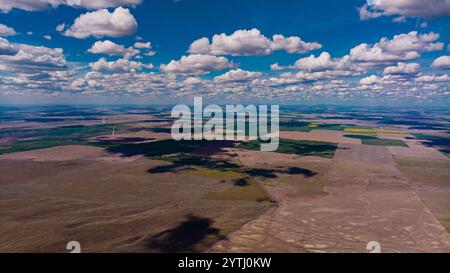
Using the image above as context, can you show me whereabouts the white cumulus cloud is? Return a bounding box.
[0,23,16,36]
[134,42,151,49]
[214,69,262,83]
[56,23,66,32]
[188,28,321,56]
[359,75,380,85]
[133,41,155,56]
[0,40,67,81]
[0,37,17,55]
[87,40,139,58]
[383,62,420,75]
[359,0,450,21]
[350,31,443,64]
[161,54,233,75]
[89,57,152,73]
[64,7,138,39]
[270,34,322,54]
[293,52,353,71]
[415,74,450,82]
[431,55,450,69]
[0,0,142,13]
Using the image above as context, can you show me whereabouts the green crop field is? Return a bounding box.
[237,138,337,158]
[362,138,408,147]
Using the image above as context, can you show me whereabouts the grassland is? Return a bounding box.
[205,179,271,202]
[0,138,89,155]
[0,153,271,252]
[395,156,450,232]
[0,124,123,139]
[279,121,313,132]
[361,138,408,147]
[342,133,408,147]
[237,138,337,158]
[0,124,129,155]
[191,168,245,179]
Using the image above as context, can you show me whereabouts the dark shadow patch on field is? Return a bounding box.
[233,178,250,186]
[148,155,241,174]
[128,127,173,133]
[412,133,450,155]
[147,153,319,182]
[146,128,172,133]
[285,167,318,177]
[145,214,224,252]
[244,168,278,179]
[192,141,237,156]
[105,139,209,157]
[105,139,236,158]
[242,166,317,180]
[110,139,321,184]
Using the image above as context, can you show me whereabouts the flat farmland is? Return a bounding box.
[0,145,271,252]
[211,140,450,252]
[1,105,450,253]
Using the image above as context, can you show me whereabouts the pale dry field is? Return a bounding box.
[334,143,395,164]
[388,146,448,160]
[211,143,450,253]
[227,148,303,166]
[0,145,137,162]
[394,156,450,232]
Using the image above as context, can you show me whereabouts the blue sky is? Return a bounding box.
[0,0,449,104]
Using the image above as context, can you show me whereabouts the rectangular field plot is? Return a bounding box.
[237,139,337,158]
[362,138,408,147]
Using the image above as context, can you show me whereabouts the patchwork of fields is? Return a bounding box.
[0,105,449,252]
